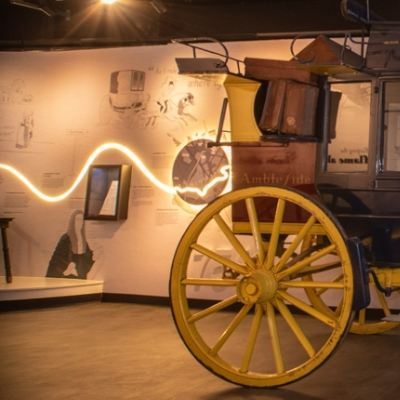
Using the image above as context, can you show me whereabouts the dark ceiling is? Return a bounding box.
[1,0,400,51]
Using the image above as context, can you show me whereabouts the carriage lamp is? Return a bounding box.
[0,143,230,202]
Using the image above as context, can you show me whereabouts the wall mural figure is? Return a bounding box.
[99,71,197,129]
[46,210,94,280]
[172,138,229,205]
[15,110,34,149]
[157,75,177,113]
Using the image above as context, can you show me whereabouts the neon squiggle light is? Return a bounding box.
[0,142,230,202]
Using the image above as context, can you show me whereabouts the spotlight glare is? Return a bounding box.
[151,0,167,13]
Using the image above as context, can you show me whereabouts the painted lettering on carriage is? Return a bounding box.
[340,147,368,156]
[327,155,368,164]
[240,173,311,185]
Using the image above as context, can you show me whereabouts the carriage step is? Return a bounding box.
[382,314,400,322]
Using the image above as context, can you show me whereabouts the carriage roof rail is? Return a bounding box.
[341,1,400,73]
[291,1,400,75]
[341,0,385,26]
[172,37,244,75]
[290,33,366,75]
[288,1,389,75]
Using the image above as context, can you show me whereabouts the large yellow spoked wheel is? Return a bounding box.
[301,237,400,335]
[170,186,354,388]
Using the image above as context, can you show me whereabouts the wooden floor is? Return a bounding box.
[1,301,400,400]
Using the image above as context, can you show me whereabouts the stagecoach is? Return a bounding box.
[169,0,400,387]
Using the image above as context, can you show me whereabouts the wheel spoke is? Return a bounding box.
[190,243,248,276]
[276,244,336,281]
[263,302,284,374]
[245,197,265,265]
[187,296,239,323]
[274,298,316,357]
[213,214,256,270]
[273,216,316,273]
[375,285,391,316]
[313,274,344,297]
[209,304,253,356]
[264,199,286,270]
[279,281,344,290]
[358,308,366,325]
[182,278,238,286]
[278,290,337,328]
[240,304,263,373]
[293,261,342,278]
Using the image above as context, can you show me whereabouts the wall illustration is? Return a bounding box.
[46,210,94,279]
[98,70,197,131]
[172,138,229,206]
[15,110,34,149]
[99,70,147,128]
[1,79,33,105]
[0,39,318,298]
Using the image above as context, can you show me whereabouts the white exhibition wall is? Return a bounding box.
[0,38,323,298]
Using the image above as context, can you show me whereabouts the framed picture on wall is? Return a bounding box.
[84,164,132,221]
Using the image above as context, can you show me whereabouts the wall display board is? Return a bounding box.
[2,37,392,310]
[84,164,132,221]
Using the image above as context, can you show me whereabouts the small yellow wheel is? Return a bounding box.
[350,284,400,334]
[306,190,400,334]
[301,239,400,335]
[170,186,354,387]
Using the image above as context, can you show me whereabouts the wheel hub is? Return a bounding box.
[237,269,278,304]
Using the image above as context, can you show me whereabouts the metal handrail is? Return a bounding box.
[171,37,245,75]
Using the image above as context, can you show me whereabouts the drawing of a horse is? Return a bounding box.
[136,92,197,128]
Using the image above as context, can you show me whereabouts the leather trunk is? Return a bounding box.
[281,81,319,136]
[244,58,319,86]
[259,79,287,132]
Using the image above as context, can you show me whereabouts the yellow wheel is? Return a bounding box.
[170,186,354,387]
[351,283,400,334]
[301,238,400,335]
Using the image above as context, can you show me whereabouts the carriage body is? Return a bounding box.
[229,69,400,269]
[169,0,400,388]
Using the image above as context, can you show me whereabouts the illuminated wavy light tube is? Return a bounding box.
[0,142,230,202]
